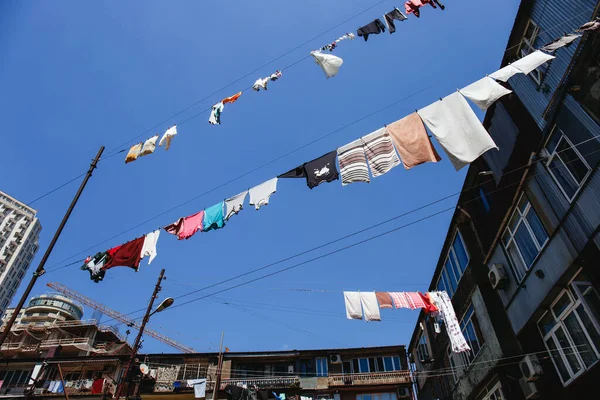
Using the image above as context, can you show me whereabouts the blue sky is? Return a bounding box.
[0,0,520,353]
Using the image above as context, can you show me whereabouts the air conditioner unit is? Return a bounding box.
[519,377,540,399]
[489,264,508,290]
[330,354,342,364]
[397,387,411,398]
[520,354,543,382]
[288,364,294,373]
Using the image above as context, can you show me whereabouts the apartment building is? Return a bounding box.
[0,190,42,317]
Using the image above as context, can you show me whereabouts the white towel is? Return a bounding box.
[541,34,581,52]
[310,51,343,79]
[140,135,159,156]
[159,125,177,151]
[360,292,381,322]
[489,65,522,82]
[459,77,512,111]
[141,229,160,265]
[249,178,278,210]
[225,191,248,220]
[418,92,498,171]
[511,50,555,75]
[188,379,207,398]
[344,291,362,320]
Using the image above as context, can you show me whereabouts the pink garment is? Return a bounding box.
[390,292,427,310]
[389,292,411,309]
[404,0,435,15]
[164,211,205,240]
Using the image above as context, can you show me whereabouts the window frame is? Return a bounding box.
[435,231,470,298]
[479,382,505,400]
[415,332,431,362]
[501,193,549,282]
[543,126,592,202]
[315,357,328,377]
[459,304,485,366]
[537,277,600,386]
[518,19,544,84]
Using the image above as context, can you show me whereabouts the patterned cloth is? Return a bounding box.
[428,291,471,353]
[389,292,426,309]
[361,128,401,177]
[337,139,370,185]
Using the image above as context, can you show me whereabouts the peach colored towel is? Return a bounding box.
[386,113,441,170]
[222,91,242,104]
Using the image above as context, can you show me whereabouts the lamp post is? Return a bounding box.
[114,269,172,399]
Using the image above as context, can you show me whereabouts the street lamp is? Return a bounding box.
[150,297,174,316]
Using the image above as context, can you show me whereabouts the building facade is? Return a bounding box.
[0,190,42,317]
[408,1,600,399]
[1,293,85,328]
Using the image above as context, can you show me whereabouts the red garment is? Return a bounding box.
[91,378,105,395]
[103,237,145,271]
[419,292,439,314]
[404,0,436,16]
[164,210,205,240]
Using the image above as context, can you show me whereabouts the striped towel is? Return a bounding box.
[389,292,426,310]
[389,292,411,309]
[337,139,370,186]
[361,128,401,177]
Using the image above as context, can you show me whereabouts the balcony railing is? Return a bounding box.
[40,337,91,347]
[328,371,411,387]
[207,376,300,391]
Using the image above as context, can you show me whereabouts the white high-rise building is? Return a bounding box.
[0,191,41,316]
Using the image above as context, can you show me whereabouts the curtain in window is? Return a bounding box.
[514,224,538,267]
[452,236,469,271]
[525,210,548,246]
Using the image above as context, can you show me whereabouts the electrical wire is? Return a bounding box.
[26,172,88,206]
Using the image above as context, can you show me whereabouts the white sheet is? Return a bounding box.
[459,76,512,111]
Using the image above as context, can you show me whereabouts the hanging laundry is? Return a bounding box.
[222,91,242,104]
[209,102,224,125]
[270,70,282,81]
[225,385,247,400]
[188,379,207,399]
[376,292,393,309]
[249,178,278,210]
[159,125,178,151]
[418,92,498,171]
[140,135,159,157]
[337,139,370,186]
[141,229,160,264]
[383,8,407,34]
[125,143,142,163]
[540,33,581,52]
[81,252,108,283]
[386,113,441,170]
[576,17,600,32]
[164,210,205,240]
[203,202,225,232]
[224,191,248,220]
[279,151,339,189]
[360,292,381,321]
[357,19,386,41]
[310,51,343,79]
[343,291,362,320]
[91,379,105,395]
[420,292,439,313]
[489,64,522,82]
[510,50,555,75]
[253,77,270,91]
[404,1,421,17]
[319,33,355,52]
[428,291,471,353]
[459,76,513,111]
[389,292,427,309]
[361,128,401,177]
[104,236,145,271]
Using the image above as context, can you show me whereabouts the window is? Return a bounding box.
[446,347,459,383]
[501,194,548,281]
[518,19,547,84]
[415,333,431,362]
[356,393,397,400]
[544,127,591,201]
[350,357,401,373]
[480,188,491,213]
[479,382,505,400]
[538,272,600,386]
[460,304,485,365]
[436,232,469,297]
[316,357,328,377]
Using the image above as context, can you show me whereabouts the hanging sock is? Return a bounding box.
[343,291,363,320]
[337,139,370,186]
[489,64,522,82]
[357,19,386,41]
[278,151,339,189]
[125,143,142,163]
[418,92,498,171]
[81,252,108,283]
[164,211,205,240]
[376,292,393,308]
[386,113,441,170]
[310,51,343,79]
[576,18,600,32]
[249,178,278,210]
[510,50,555,75]
[540,34,581,52]
[222,91,242,104]
[383,8,407,34]
[141,229,160,265]
[224,190,248,220]
[159,125,178,150]
[203,202,225,232]
[361,128,401,177]
[459,76,512,111]
[209,102,224,125]
[428,291,471,353]
[140,135,159,157]
[104,236,146,272]
[360,292,381,321]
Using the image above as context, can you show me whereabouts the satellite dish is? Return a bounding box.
[140,364,149,375]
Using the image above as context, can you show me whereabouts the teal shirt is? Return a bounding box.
[203,202,225,232]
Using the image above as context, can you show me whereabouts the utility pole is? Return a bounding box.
[0,146,104,349]
[57,363,70,400]
[115,268,166,400]
[212,332,224,400]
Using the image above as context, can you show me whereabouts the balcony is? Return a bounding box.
[328,371,412,387]
[40,337,92,347]
[208,376,300,391]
